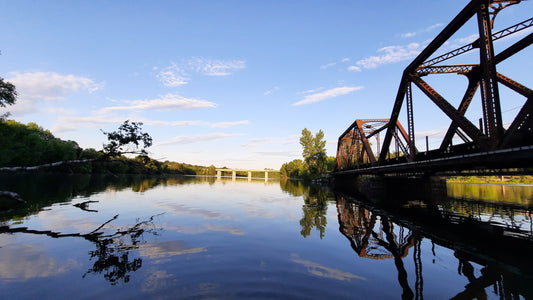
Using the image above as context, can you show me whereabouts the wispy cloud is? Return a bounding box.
[7,71,103,115]
[347,65,361,72]
[400,23,444,39]
[157,63,189,87]
[298,88,324,95]
[264,86,280,95]
[189,57,246,76]
[355,42,424,69]
[320,62,336,70]
[100,93,216,112]
[210,120,250,128]
[455,34,478,44]
[158,132,243,146]
[157,57,246,86]
[293,86,363,106]
[401,32,417,38]
[241,135,298,148]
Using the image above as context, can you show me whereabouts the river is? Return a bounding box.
[0,174,532,299]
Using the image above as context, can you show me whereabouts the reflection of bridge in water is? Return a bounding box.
[335,191,533,299]
[215,169,278,181]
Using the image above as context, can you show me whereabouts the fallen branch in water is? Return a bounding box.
[0,158,98,172]
[0,191,25,203]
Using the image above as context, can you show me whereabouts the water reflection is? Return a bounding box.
[335,178,533,299]
[0,213,161,285]
[279,180,330,239]
[337,197,421,299]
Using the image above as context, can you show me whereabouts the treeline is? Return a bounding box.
[280,128,335,180]
[0,120,215,175]
[280,158,335,180]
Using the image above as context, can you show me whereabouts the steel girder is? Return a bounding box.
[373,0,533,169]
[335,119,412,171]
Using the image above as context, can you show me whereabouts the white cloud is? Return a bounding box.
[401,32,417,38]
[100,93,216,112]
[157,58,246,86]
[189,57,246,76]
[455,34,478,44]
[320,62,336,69]
[355,42,423,69]
[6,71,103,114]
[210,120,249,128]
[293,86,363,106]
[401,23,443,39]
[241,135,298,148]
[426,23,444,32]
[298,87,324,95]
[347,65,361,72]
[264,86,280,95]
[342,58,350,62]
[157,62,189,87]
[158,132,243,146]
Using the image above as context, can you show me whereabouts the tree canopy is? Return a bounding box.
[102,120,153,158]
[0,77,17,108]
[299,128,327,175]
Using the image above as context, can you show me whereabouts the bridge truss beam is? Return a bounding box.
[336,0,533,175]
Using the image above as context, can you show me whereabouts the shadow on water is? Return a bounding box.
[332,176,533,299]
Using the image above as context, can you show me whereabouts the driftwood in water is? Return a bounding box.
[0,191,25,203]
[0,158,97,172]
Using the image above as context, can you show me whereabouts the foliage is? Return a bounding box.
[280,159,307,178]
[299,128,327,176]
[101,120,153,158]
[0,120,218,175]
[0,77,17,108]
[0,120,81,167]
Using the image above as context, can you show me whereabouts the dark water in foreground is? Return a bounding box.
[0,175,532,299]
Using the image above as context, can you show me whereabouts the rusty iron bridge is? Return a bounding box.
[334,0,533,177]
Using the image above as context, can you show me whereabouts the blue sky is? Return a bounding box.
[1,1,531,169]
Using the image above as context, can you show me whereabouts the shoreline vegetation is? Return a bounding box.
[446,176,533,185]
[0,119,280,178]
[2,120,531,185]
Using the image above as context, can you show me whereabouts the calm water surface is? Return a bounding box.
[0,175,532,299]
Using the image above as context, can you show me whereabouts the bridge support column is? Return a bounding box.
[265,171,268,180]
[248,171,252,181]
[216,170,221,180]
[232,170,236,181]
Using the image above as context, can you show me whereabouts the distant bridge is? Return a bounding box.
[216,169,279,180]
[334,0,533,177]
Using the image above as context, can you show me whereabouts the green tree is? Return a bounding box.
[0,77,17,120]
[0,77,17,107]
[299,128,327,175]
[102,120,153,158]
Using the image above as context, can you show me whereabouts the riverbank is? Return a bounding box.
[446,175,533,185]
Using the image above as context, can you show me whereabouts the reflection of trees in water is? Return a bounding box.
[279,179,305,197]
[300,185,329,239]
[336,195,532,299]
[0,210,162,285]
[280,180,332,239]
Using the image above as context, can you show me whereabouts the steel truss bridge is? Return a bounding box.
[335,0,533,177]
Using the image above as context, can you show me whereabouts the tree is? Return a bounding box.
[299,128,327,175]
[0,77,17,107]
[102,120,153,158]
[0,77,17,120]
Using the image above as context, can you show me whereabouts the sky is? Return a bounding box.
[1,0,532,169]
